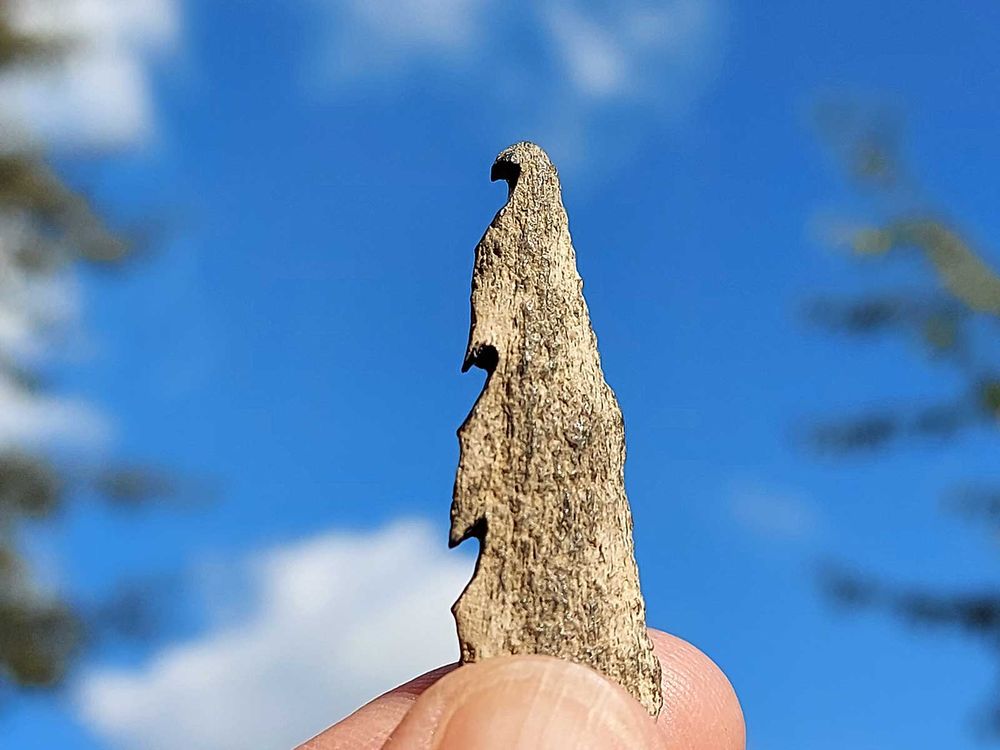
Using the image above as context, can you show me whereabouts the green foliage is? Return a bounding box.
[0,9,61,68]
[0,155,128,264]
[808,100,1000,736]
[981,380,1000,419]
[0,5,169,694]
[0,454,60,519]
[0,600,80,687]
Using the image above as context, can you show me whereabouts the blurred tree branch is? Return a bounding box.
[0,4,186,694]
[807,99,1000,735]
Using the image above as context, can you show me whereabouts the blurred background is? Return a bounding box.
[1,0,999,748]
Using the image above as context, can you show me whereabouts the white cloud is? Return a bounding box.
[543,4,629,100]
[77,520,475,750]
[0,0,180,151]
[0,216,111,450]
[323,0,492,79]
[0,378,110,450]
[0,214,82,358]
[730,484,822,543]
[542,0,719,104]
[312,0,726,161]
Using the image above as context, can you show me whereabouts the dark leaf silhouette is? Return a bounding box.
[807,100,1000,736]
[0,5,188,695]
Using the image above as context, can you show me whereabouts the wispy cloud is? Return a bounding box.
[0,0,180,152]
[730,482,822,543]
[542,0,720,103]
[77,520,474,750]
[311,0,726,165]
[320,0,494,79]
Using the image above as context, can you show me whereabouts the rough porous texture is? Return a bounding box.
[450,142,662,715]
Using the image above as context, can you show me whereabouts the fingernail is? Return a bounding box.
[386,656,661,750]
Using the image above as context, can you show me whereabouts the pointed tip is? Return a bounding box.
[491,142,556,190]
[495,141,550,165]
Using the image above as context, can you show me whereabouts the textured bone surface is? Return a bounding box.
[450,141,662,715]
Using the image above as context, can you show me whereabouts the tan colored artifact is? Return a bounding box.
[450,141,663,715]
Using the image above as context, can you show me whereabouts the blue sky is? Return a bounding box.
[4,0,1000,748]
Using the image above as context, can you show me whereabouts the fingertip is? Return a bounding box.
[300,631,745,750]
[385,656,664,750]
[649,629,745,750]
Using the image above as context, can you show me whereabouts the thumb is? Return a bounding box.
[382,655,665,750]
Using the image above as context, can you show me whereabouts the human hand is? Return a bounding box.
[299,628,744,750]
